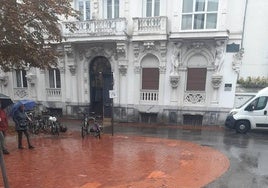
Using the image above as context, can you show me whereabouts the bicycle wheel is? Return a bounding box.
[51,122,59,136]
[81,124,87,138]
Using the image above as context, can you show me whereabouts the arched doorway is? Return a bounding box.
[89,56,113,118]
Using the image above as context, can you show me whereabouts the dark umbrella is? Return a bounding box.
[10,99,36,116]
[0,93,13,109]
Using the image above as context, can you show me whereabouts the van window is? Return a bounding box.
[246,96,268,111]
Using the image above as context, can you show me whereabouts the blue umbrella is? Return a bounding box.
[11,100,36,116]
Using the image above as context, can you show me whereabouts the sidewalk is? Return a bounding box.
[1,118,229,188]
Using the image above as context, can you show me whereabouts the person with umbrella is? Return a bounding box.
[0,94,13,155]
[13,103,34,149]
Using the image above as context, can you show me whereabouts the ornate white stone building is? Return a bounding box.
[0,0,248,125]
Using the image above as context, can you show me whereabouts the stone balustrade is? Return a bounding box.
[140,90,159,103]
[61,18,127,37]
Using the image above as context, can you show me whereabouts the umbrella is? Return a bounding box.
[0,93,13,109]
[11,100,36,116]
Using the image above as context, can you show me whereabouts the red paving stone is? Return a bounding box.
[0,127,229,188]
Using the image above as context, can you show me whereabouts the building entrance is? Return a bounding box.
[90,57,113,118]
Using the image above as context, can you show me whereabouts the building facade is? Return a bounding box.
[0,0,247,125]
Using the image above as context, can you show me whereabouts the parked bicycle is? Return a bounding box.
[28,110,66,136]
[81,112,103,139]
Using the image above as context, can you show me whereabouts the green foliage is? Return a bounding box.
[0,0,79,71]
[237,77,268,88]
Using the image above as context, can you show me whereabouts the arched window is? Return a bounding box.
[186,54,207,91]
[141,54,159,90]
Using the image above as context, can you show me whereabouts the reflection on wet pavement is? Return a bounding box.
[1,130,229,188]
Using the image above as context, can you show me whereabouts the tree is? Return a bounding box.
[0,0,79,71]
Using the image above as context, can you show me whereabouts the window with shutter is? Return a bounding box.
[186,68,207,91]
[142,68,159,90]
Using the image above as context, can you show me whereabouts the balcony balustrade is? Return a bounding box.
[46,88,61,101]
[61,18,127,38]
[140,90,159,104]
[133,16,167,35]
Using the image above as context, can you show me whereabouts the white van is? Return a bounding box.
[225,87,268,133]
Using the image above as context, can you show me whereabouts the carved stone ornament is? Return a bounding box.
[69,65,77,75]
[116,43,126,58]
[0,75,8,86]
[170,74,180,88]
[26,73,37,86]
[119,65,127,76]
[232,48,244,74]
[159,66,166,74]
[143,41,155,51]
[211,74,223,89]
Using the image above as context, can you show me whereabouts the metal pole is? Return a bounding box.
[0,150,9,188]
[111,98,114,136]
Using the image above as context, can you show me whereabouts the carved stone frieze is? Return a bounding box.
[143,41,156,51]
[15,88,28,98]
[116,43,127,59]
[184,92,206,104]
[133,43,140,59]
[232,48,244,74]
[85,46,115,60]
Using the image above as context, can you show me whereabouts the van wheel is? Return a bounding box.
[235,120,250,134]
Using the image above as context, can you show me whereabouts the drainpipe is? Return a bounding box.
[241,0,249,49]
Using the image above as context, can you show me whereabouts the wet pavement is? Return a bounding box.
[1,119,268,187]
[0,119,229,188]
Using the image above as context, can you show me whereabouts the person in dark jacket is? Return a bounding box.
[13,104,34,149]
[0,100,9,154]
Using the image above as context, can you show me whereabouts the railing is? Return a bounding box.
[184,91,206,105]
[140,90,159,103]
[133,16,167,35]
[46,88,61,97]
[14,88,28,99]
[61,18,127,37]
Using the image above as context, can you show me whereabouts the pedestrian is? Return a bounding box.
[0,100,10,154]
[13,104,34,149]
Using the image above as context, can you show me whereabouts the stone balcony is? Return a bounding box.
[132,16,168,41]
[61,18,128,42]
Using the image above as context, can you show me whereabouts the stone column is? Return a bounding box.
[117,42,128,106]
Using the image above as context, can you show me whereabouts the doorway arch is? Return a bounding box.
[89,56,113,118]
